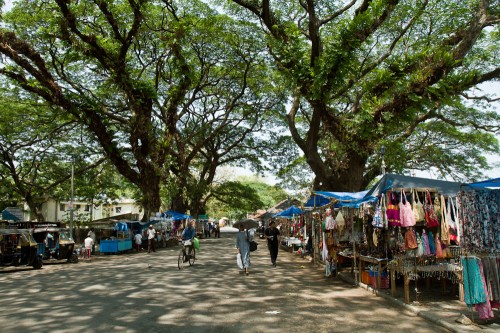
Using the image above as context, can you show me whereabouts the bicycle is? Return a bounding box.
[178,239,195,270]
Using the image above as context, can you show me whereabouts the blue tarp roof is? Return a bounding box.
[1,210,20,221]
[273,206,304,218]
[304,195,332,208]
[462,178,500,190]
[304,190,375,209]
[161,210,192,221]
[364,173,462,197]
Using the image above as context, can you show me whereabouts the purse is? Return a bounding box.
[412,189,425,222]
[424,191,439,228]
[249,241,258,252]
[386,192,401,227]
[399,190,416,227]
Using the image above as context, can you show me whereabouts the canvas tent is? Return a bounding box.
[364,173,462,198]
[273,206,304,218]
[304,190,374,209]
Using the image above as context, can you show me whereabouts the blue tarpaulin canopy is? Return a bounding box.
[462,178,500,190]
[1,209,20,221]
[304,190,375,209]
[273,206,304,218]
[363,173,462,198]
[161,210,192,221]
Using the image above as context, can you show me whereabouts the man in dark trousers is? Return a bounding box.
[265,220,281,267]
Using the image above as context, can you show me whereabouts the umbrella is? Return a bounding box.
[233,219,259,230]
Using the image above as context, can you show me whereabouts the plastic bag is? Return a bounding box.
[237,253,243,269]
[193,237,200,250]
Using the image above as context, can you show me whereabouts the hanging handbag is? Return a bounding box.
[412,189,425,222]
[399,190,416,227]
[372,196,384,228]
[335,210,345,231]
[404,227,418,249]
[439,195,450,245]
[386,191,401,227]
[424,191,439,228]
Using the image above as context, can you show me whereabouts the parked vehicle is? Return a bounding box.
[0,229,43,269]
[32,226,78,263]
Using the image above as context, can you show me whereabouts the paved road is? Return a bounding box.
[0,233,450,333]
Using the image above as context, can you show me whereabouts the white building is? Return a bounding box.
[40,197,144,222]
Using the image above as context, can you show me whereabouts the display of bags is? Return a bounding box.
[424,191,439,228]
[412,189,425,222]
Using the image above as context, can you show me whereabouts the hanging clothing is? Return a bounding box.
[386,191,401,227]
[427,230,436,254]
[422,230,431,255]
[460,190,500,252]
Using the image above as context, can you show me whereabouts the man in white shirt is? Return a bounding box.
[147,225,156,253]
[134,233,143,252]
[84,235,94,258]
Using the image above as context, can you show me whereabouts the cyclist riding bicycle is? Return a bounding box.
[181,220,196,257]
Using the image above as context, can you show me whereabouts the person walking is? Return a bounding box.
[265,220,281,267]
[147,225,156,253]
[87,228,96,253]
[235,224,253,275]
[134,232,143,252]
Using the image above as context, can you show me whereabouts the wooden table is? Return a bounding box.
[388,260,463,304]
[358,255,388,295]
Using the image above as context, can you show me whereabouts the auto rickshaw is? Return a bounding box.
[0,229,43,269]
[32,226,78,263]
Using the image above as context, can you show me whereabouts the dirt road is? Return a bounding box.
[0,233,450,333]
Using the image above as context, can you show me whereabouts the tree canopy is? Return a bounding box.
[225,0,500,191]
[0,0,284,220]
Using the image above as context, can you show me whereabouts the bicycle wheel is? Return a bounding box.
[188,247,195,266]
[177,248,185,270]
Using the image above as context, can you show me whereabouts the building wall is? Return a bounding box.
[40,198,144,222]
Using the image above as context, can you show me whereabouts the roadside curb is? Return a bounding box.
[336,271,479,333]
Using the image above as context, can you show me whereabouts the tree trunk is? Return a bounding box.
[138,173,161,222]
[311,150,369,192]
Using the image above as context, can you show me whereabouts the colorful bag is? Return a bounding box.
[404,228,418,249]
[335,210,345,231]
[439,195,450,245]
[412,189,425,222]
[399,190,416,227]
[372,197,384,228]
[386,192,401,227]
[424,191,439,228]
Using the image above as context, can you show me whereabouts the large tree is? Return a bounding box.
[0,93,108,221]
[0,1,281,219]
[226,0,500,191]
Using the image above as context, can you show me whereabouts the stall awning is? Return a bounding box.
[273,206,304,218]
[364,173,462,197]
[161,210,192,221]
[304,190,375,209]
[462,178,500,190]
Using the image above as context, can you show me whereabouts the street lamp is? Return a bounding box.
[380,145,386,175]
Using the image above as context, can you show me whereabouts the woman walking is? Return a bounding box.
[236,224,252,275]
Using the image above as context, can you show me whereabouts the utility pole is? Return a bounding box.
[70,156,74,239]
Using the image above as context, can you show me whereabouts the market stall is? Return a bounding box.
[99,222,133,254]
[273,206,305,252]
[364,174,463,302]
[458,178,500,321]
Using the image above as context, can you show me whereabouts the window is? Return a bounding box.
[76,204,81,211]
[115,207,122,213]
[59,204,65,211]
[84,205,90,212]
